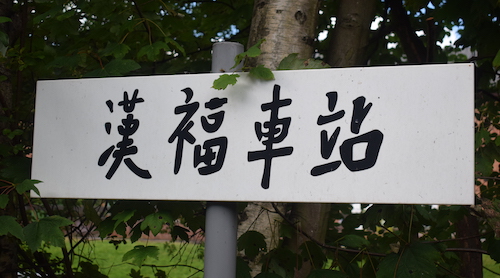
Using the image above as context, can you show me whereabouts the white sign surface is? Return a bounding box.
[32,64,474,204]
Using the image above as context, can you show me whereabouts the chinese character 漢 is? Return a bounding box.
[98,89,152,179]
[248,84,293,189]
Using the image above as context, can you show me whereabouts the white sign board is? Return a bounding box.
[32,64,474,204]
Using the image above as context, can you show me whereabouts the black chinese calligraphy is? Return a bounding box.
[168,88,199,174]
[169,87,228,175]
[311,92,383,176]
[98,89,152,180]
[248,84,294,189]
[194,97,228,175]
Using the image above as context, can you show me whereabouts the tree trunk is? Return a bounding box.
[457,210,483,278]
[246,0,320,69]
[283,203,330,278]
[241,1,332,277]
[327,0,377,67]
[238,202,286,277]
[385,0,427,63]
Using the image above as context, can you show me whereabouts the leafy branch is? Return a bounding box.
[212,40,329,90]
[212,39,274,90]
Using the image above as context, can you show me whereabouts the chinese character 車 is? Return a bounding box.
[248,84,294,189]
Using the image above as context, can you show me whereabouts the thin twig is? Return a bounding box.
[437,262,463,277]
[270,203,493,258]
[140,263,203,272]
[477,176,500,181]
[484,265,500,276]
[445,248,488,254]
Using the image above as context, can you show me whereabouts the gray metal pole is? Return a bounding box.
[211,41,244,73]
[204,41,243,278]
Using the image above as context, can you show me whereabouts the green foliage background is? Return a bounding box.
[0,0,499,277]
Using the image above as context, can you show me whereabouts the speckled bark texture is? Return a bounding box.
[246,0,321,70]
[240,1,327,277]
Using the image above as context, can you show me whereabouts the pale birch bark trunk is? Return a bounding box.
[246,0,320,69]
[239,1,326,277]
[241,0,377,277]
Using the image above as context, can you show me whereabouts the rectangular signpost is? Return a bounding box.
[32,55,474,278]
[32,63,474,205]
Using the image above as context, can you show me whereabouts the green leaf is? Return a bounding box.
[249,65,274,80]
[15,179,41,196]
[376,243,440,278]
[300,241,326,269]
[487,238,500,263]
[140,212,171,236]
[112,210,136,230]
[104,59,141,76]
[414,205,436,222]
[83,200,102,225]
[115,222,127,238]
[0,156,31,184]
[236,257,252,278]
[137,41,170,61]
[3,128,23,140]
[238,230,267,260]
[339,234,370,249]
[234,39,265,66]
[97,217,115,239]
[75,261,108,278]
[476,148,495,176]
[129,268,143,278]
[0,75,7,82]
[475,128,491,149]
[307,269,348,278]
[154,269,166,278]
[212,73,240,90]
[122,245,159,266]
[172,225,190,242]
[129,223,144,243]
[0,31,7,47]
[33,6,60,23]
[165,37,186,56]
[495,136,500,146]
[84,59,141,77]
[0,17,12,23]
[0,215,25,240]
[493,49,500,69]
[101,43,131,59]
[24,216,73,251]
[244,40,264,58]
[277,53,330,70]
[56,10,75,21]
[0,194,8,209]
